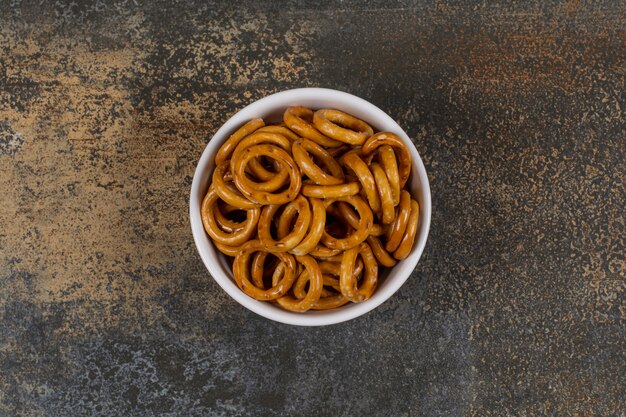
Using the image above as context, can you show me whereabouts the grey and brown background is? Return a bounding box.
[1,1,624,416]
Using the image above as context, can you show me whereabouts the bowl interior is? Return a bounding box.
[190,88,431,326]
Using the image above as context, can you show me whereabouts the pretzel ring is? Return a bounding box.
[321,195,373,250]
[283,106,343,147]
[393,199,420,260]
[385,190,412,252]
[201,187,260,246]
[370,162,395,224]
[310,244,342,259]
[293,274,337,299]
[230,132,292,191]
[367,236,397,267]
[212,162,260,209]
[301,182,361,199]
[293,268,349,310]
[378,145,401,205]
[213,241,244,257]
[319,259,364,288]
[214,202,245,233]
[292,139,345,185]
[340,151,381,213]
[215,118,265,165]
[362,132,411,188]
[335,202,386,237]
[232,144,301,205]
[340,242,378,302]
[233,240,296,300]
[257,125,300,141]
[313,109,374,146]
[276,255,323,312]
[259,195,311,252]
[289,197,326,256]
[247,157,284,183]
[251,252,287,289]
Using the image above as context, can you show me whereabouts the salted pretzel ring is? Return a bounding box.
[340,151,381,213]
[301,182,361,199]
[375,145,401,205]
[385,190,412,252]
[233,240,297,300]
[283,197,326,256]
[201,187,260,246]
[214,202,245,233]
[213,241,244,257]
[212,161,260,209]
[293,261,353,310]
[230,132,292,191]
[370,162,395,224]
[215,118,264,165]
[321,195,373,250]
[313,109,374,145]
[340,242,378,302]
[257,125,300,141]
[259,195,311,252]
[251,252,289,290]
[232,144,301,205]
[393,199,420,260]
[284,106,343,147]
[276,255,323,312]
[367,236,397,267]
[335,201,386,237]
[362,132,412,188]
[292,138,345,185]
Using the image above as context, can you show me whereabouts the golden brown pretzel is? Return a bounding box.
[340,242,378,302]
[212,161,260,209]
[367,236,397,267]
[215,118,265,165]
[335,202,386,237]
[276,255,323,311]
[301,182,361,199]
[377,145,401,205]
[201,187,260,246]
[362,132,411,188]
[313,109,374,145]
[321,195,373,250]
[289,197,326,256]
[251,252,287,289]
[385,190,412,252]
[213,241,244,257]
[233,240,296,300]
[341,151,381,213]
[230,132,292,192]
[293,270,349,310]
[214,202,245,233]
[257,125,300,141]
[370,162,395,224]
[393,199,420,260]
[283,106,343,147]
[232,144,301,205]
[259,195,311,252]
[292,139,345,185]
[309,244,342,259]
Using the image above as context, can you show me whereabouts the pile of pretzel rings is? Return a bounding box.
[201,106,420,312]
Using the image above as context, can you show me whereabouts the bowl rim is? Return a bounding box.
[189,87,431,326]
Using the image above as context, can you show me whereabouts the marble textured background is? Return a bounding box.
[0,1,624,416]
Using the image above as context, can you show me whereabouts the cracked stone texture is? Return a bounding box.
[1,1,624,416]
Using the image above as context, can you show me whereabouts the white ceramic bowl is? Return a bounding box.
[190,88,431,326]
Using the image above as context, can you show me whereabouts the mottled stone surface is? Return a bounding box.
[0,0,624,416]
